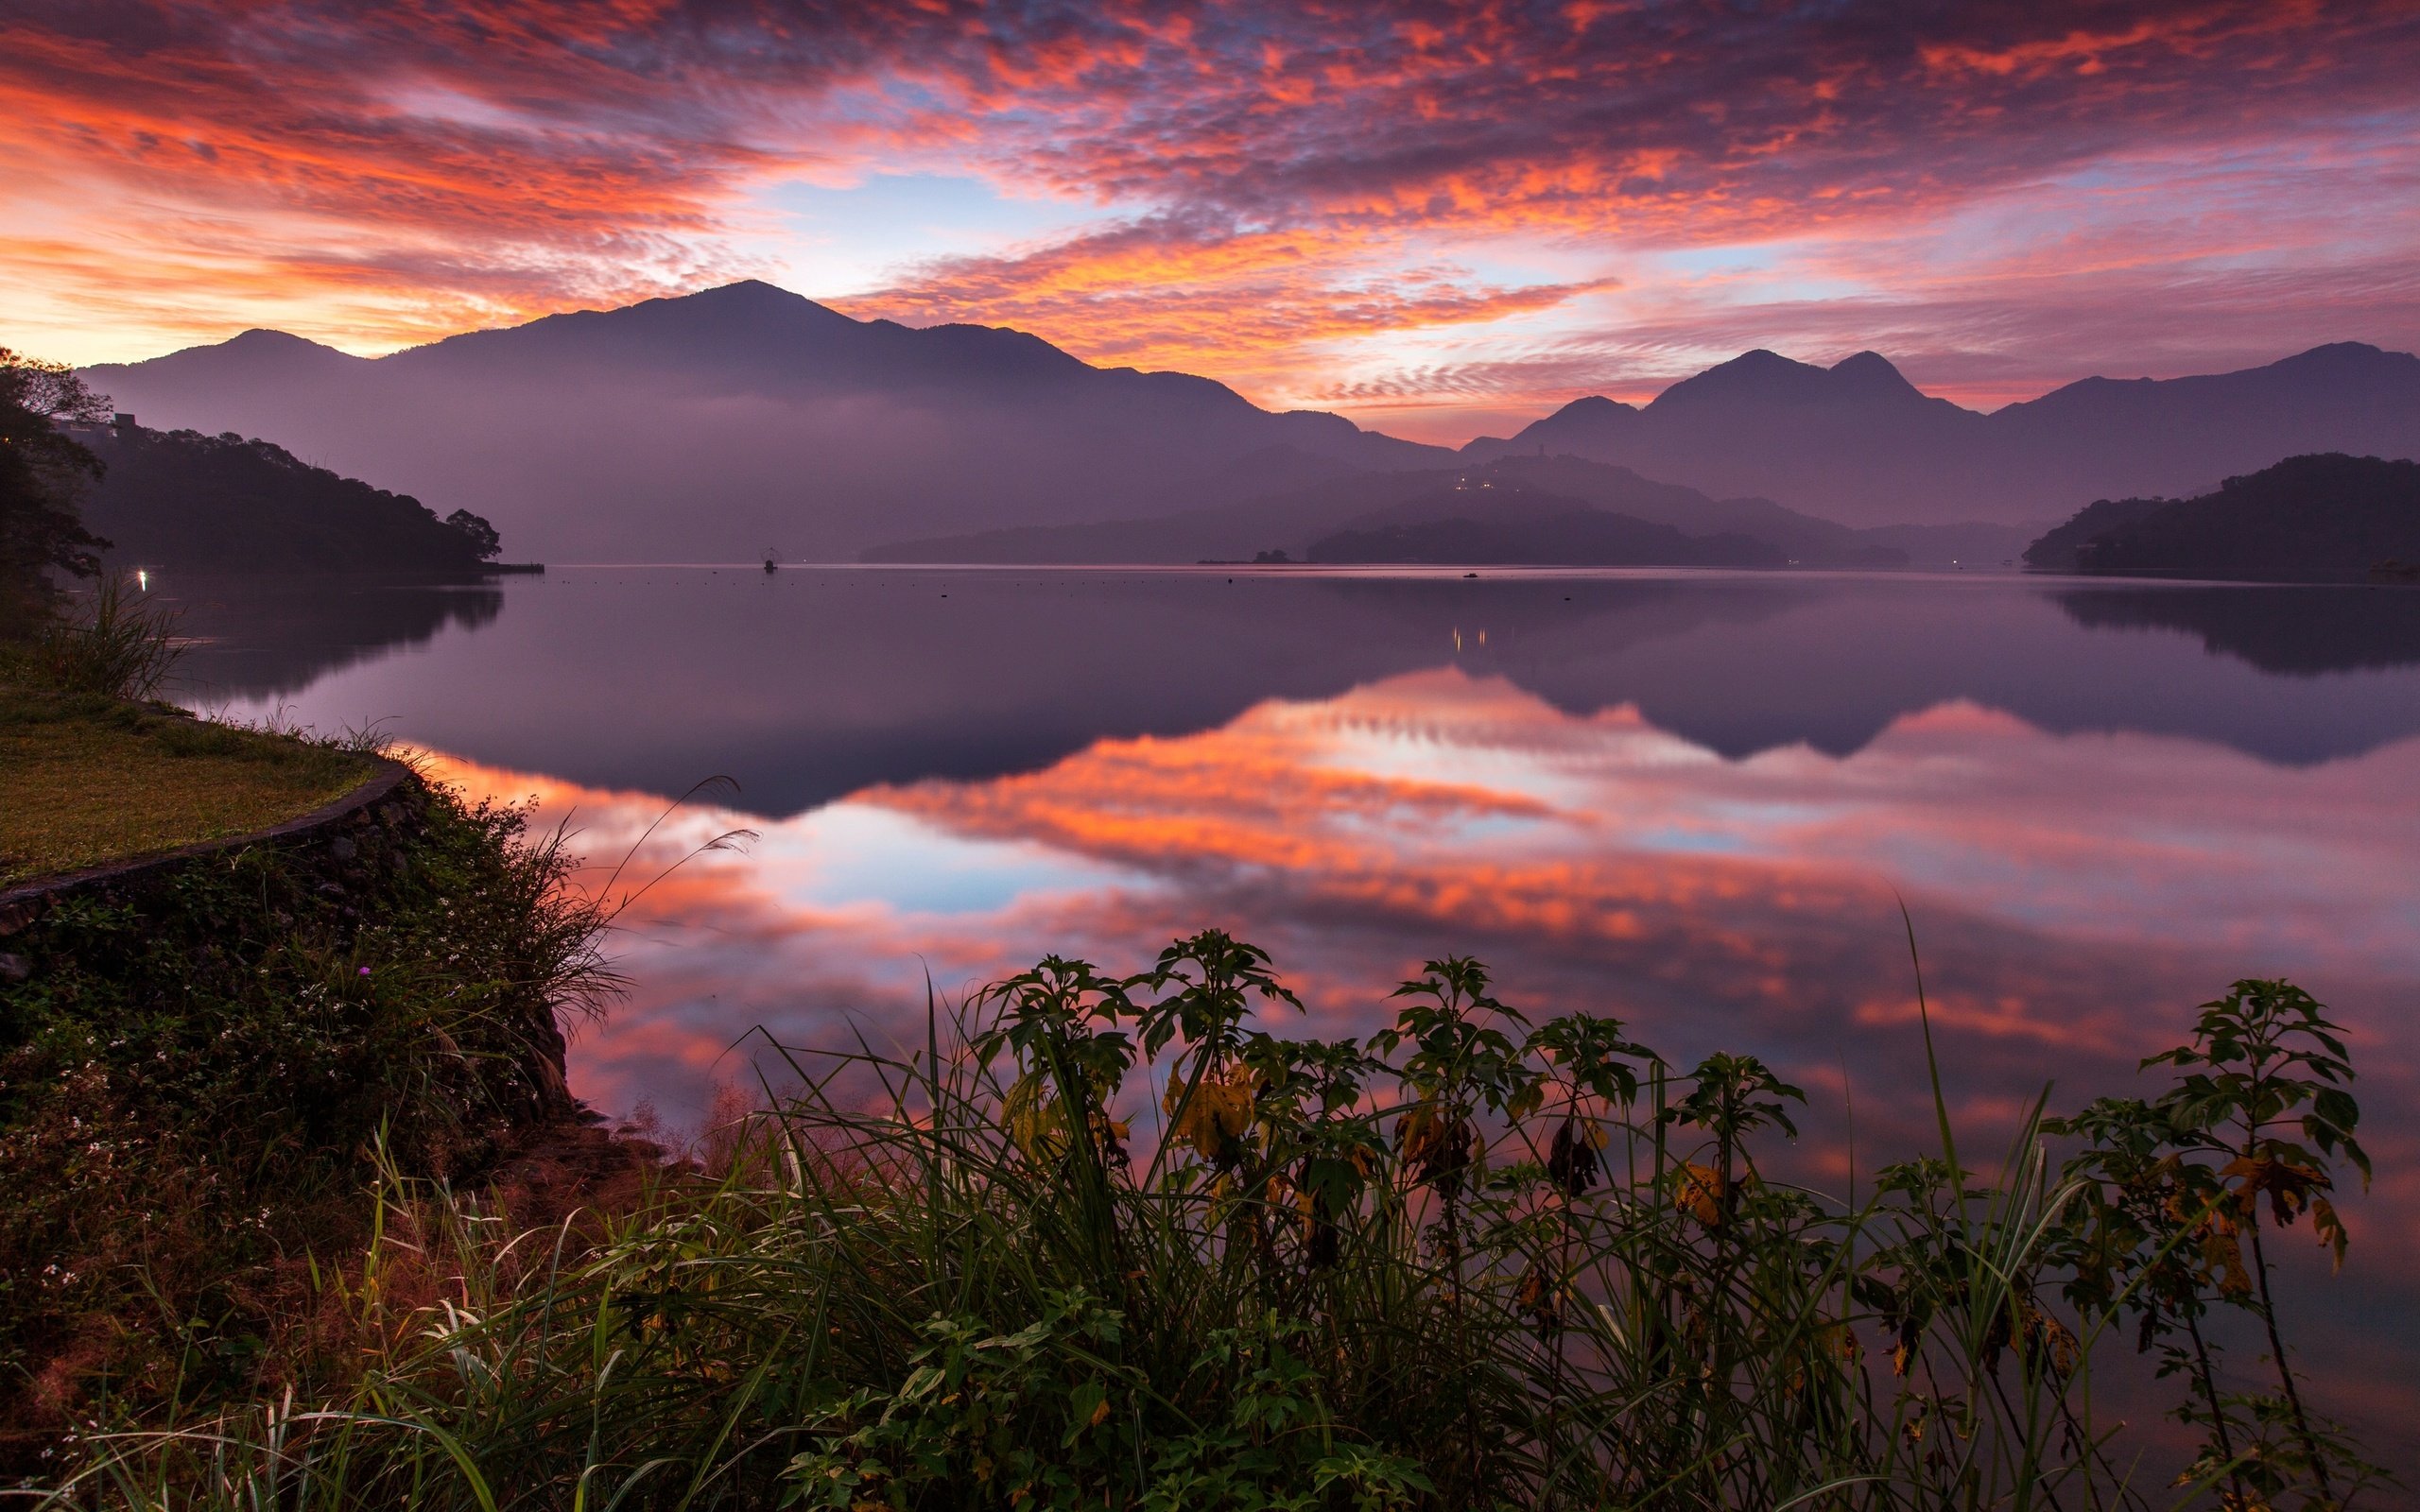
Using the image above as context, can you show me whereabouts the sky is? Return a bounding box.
[5,2,2418,444]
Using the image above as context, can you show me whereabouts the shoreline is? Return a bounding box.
[0,706,614,1457]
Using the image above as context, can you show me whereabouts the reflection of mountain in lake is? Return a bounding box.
[2054,585,2420,675]
[184,571,2420,815]
[1323,578,2420,767]
[161,576,503,702]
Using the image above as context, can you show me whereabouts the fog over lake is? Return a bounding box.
[158,565,2420,1462]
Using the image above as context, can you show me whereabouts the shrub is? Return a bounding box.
[28,936,2394,1508]
[0,775,615,1458]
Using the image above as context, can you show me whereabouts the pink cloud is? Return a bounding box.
[9,2,2417,427]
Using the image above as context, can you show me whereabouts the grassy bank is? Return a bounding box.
[26,936,2392,1509]
[0,576,628,1484]
[0,743,616,1467]
[0,690,372,886]
[0,574,372,889]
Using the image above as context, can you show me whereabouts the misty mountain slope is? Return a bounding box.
[1305,503,1787,567]
[863,454,1890,565]
[82,282,1450,560]
[1988,343,2420,504]
[862,459,1426,564]
[1463,455,1890,561]
[1462,350,1990,524]
[1461,345,2420,526]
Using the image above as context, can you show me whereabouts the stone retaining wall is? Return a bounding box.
[0,756,416,925]
[0,753,575,1115]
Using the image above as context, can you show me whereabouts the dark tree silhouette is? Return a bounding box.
[1,349,112,626]
[80,427,507,573]
[444,507,502,560]
[2028,454,2420,581]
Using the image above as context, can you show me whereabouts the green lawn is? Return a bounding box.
[0,690,374,886]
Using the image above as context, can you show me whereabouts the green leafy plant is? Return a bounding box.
[28,947,2393,1510]
[2049,979,2384,1508]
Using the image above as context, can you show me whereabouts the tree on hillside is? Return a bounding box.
[1,350,112,626]
[444,507,502,561]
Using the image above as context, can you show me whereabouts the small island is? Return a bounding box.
[2024,453,2420,581]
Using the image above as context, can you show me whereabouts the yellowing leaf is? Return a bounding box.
[2203,1228,2253,1298]
[1165,1065,1257,1163]
[2219,1154,2330,1227]
[1003,1073,1069,1164]
[2311,1194,2349,1270]
[1673,1161,1729,1225]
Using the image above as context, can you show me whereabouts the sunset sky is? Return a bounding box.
[7,1,2418,441]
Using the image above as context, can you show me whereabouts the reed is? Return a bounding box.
[29,936,2390,1510]
[9,574,182,701]
[0,772,622,1459]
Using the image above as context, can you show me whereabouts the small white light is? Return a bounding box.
[136,569,148,592]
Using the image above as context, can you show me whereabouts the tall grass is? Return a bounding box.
[31,937,2388,1509]
[9,573,182,700]
[0,778,625,1458]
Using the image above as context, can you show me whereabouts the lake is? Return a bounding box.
[156,564,2420,1462]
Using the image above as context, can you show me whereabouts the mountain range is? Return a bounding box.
[82,282,1441,562]
[77,282,2420,559]
[1461,342,2420,526]
[867,454,1922,567]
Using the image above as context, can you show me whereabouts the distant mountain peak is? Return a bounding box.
[1827,350,1918,394]
[2270,340,2412,374]
[708,277,796,297]
[673,278,840,316]
[1645,346,1947,413]
[80,325,368,386]
[606,278,855,325]
[222,328,348,352]
[1551,394,1639,419]
[1650,349,1830,408]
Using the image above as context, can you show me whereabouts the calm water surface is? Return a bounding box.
[157,565,2420,1459]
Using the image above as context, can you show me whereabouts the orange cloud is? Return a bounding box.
[9,2,2417,427]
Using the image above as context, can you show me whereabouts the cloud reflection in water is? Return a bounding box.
[419,662,2420,1451]
[417,668,2411,1189]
